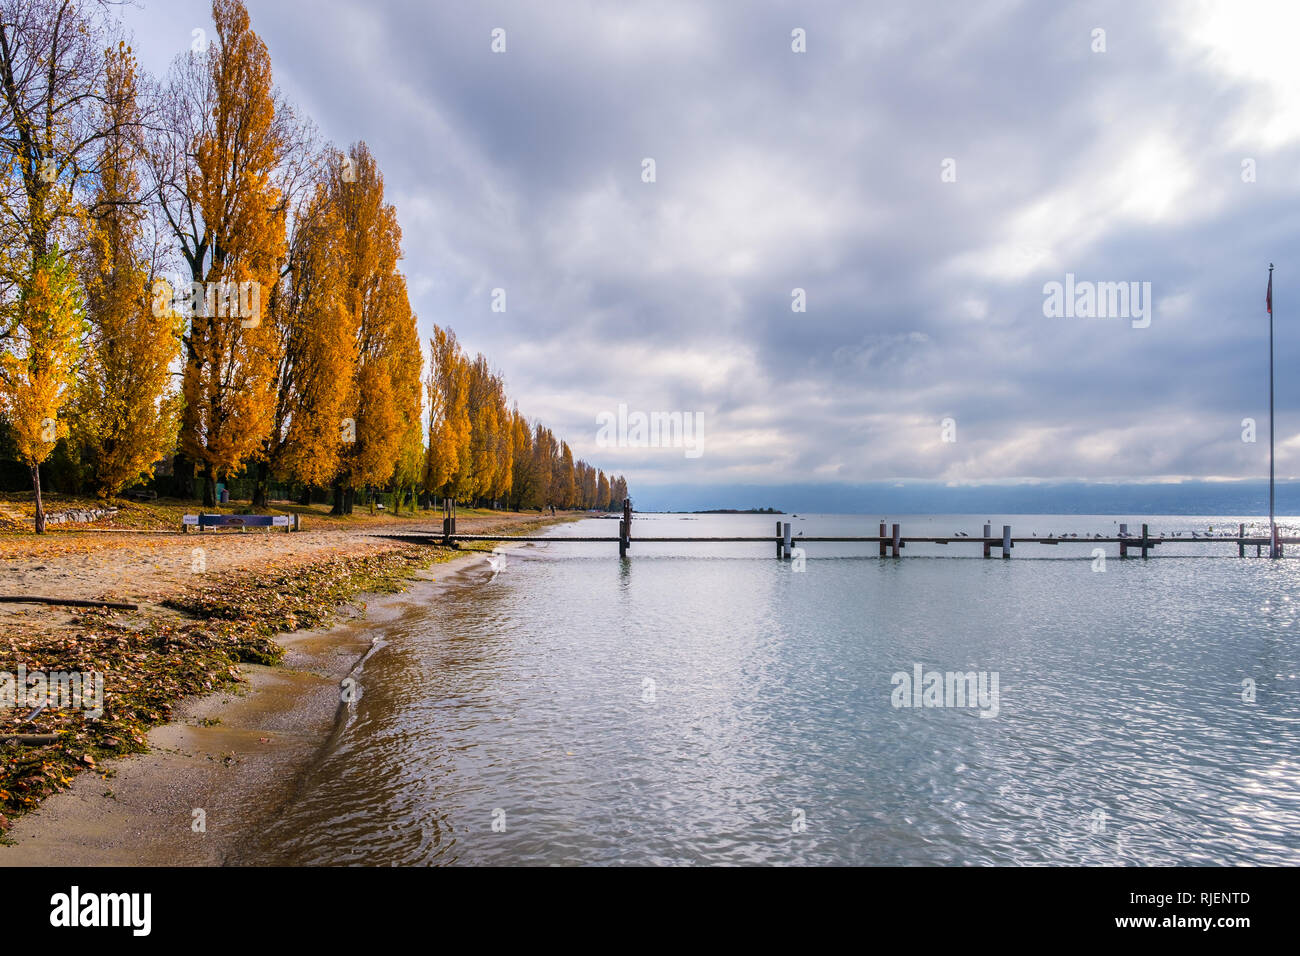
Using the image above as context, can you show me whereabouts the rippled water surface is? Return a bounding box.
[242,514,1300,865]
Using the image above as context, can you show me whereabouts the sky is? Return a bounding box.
[115,0,1300,510]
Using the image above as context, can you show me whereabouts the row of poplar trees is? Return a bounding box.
[0,0,627,531]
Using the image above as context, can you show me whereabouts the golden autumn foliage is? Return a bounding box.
[177,0,287,503]
[0,251,84,530]
[76,43,182,500]
[0,0,110,529]
[328,142,419,513]
[266,151,357,490]
[0,0,627,520]
[424,324,470,497]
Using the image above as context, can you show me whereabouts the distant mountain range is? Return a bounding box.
[631,480,1300,516]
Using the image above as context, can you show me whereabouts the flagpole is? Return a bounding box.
[1269,263,1277,559]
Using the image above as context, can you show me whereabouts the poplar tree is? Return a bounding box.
[153,0,290,504]
[77,44,181,500]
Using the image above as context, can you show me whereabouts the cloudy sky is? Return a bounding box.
[117,0,1300,503]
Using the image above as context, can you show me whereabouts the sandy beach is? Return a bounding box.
[0,551,495,865]
[0,507,553,630]
[0,506,574,862]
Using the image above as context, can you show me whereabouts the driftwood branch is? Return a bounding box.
[0,596,138,610]
[0,734,60,746]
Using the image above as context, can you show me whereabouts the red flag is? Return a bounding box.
[1267,272,1273,314]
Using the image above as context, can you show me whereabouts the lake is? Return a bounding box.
[238,513,1300,866]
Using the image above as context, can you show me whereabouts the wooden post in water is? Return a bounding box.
[619,497,631,557]
[783,522,792,559]
[777,520,784,559]
[983,523,991,559]
[1002,525,1011,559]
[879,522,887,558]
[891,523,901,558]
[1239,523,1246,558]
[1141,523,1150,559]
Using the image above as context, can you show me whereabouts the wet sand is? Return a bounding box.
[0,551,495,866]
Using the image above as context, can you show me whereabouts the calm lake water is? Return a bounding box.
[240,514,1300,866]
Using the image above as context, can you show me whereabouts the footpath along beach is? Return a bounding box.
[0,502,575,863]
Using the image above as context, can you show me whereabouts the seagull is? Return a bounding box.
[485,551,508,578]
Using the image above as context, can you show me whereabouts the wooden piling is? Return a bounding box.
[1239,523,1246,558]
[1141,523,1150,559]
[1002,525,1011,559]
[777,520,784,559]
[879,521,887,558]
[619,497,631,556]
[891,523,901,558]
[983,523,991,559]
[783,522,792,559]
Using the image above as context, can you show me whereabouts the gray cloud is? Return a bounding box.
[119,0,1300,491]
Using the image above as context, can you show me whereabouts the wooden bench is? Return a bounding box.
[182,514,297,533]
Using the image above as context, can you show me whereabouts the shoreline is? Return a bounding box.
[0,508,577,863]
[0,548,499,865]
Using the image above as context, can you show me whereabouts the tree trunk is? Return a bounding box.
[31,463,46,534]
[299,484,312,506]
[331,482,344,515]
[252,460,270,508]
[202,468,216,507]
[344,487,354,515]
[173,452,196,500]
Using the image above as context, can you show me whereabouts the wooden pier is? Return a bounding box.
[376,504,1293,560]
